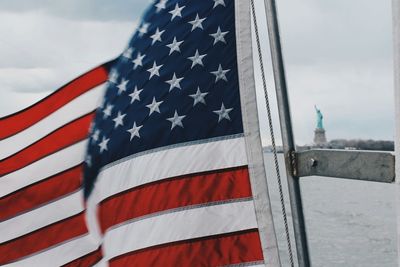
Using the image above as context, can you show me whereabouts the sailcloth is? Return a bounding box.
[85,0,280,266]
[0,63,111,266]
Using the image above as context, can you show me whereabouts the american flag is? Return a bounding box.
[85,0,280,266]
[0,63,112,266]
[0,0,281,266]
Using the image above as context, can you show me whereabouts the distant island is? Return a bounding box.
[264,107,395,153]
[317,139,394,151]
[264,139,394,153]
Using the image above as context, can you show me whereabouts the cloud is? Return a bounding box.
[0,67,56,93]
[252,0,394,144]
[277,0,393,65]
[0,0,394,143]
[0,0,148,21]
[0,11,137,69]
[0,10,136,116]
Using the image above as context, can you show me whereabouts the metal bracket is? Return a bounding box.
[295,149,395,183]
[286,150,298,177]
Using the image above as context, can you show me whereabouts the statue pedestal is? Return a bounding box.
[314,128,327,146]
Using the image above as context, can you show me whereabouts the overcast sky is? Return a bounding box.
[0,0,394,145]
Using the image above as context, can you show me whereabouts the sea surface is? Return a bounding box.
[263,153,397,267]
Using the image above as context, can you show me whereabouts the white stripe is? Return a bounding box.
[0,190,84,243]
[4,234,99,267]
[0,140,87,197]
[235,265,264,267]
[95,136,245,203]
[92,259,107,267]
[86,136,247,240]
[102,200,257,262]
[223,264,265,267]
[0,85,104,159]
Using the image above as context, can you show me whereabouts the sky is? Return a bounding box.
[0,0,394,145]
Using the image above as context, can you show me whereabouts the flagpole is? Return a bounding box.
[262,0,311,266]
[393,0,400,265]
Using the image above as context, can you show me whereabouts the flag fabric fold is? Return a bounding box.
[0,63,112,266]
[85,0,280,266]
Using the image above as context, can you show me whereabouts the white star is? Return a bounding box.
[167,110,186,130]
[122,47,134,59]
[214,103,233,122]
[211,64,230,82]
[112,111,126,128]
[85,155,92,167]
[210,27,229,45]
[213,0,226,8]
[166,37,183,55]
[127,122,143,140]
[188,50,206,68]
[108,69,118,84]
[188,14,206,31]
[132,52,145,69]
[146,97,163,115]
[98,136,110,153]
[150,27,165,45]
[129,86,143,104]
[189,87,208,106]
[103,104,113,119]
[91,129,100,143]
[169,3,185,21]
[147,61,163,79]
[138,23,150,37]
[117,79,129,95]
[155,0,167,13]
[165,73,183,91]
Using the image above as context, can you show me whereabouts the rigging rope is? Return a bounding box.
[249,1,295,266]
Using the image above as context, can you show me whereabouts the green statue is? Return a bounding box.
[315,105,324,129]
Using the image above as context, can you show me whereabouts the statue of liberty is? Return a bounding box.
[313,105,327,145]
[315,105,324,130]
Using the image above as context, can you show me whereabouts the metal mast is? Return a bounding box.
[393,0,400,265]
[263,0,311,266]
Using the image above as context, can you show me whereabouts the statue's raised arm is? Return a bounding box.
[315,105,324,130]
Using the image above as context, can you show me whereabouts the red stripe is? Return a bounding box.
[62,246,103,267]
[0,64,108,140]
[110,229,263,267]
[0,113,93,177]
[99,167,251,234]
[0,212,88,265]
[0,165,82,222]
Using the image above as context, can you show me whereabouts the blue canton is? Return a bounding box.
[84,0,243,197]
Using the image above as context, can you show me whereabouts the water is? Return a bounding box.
[264,153,397,266]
